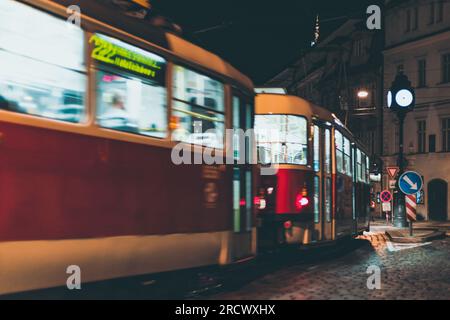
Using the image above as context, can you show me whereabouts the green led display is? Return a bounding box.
[89,34,165,81]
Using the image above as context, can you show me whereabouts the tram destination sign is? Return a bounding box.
[89,33,166,84]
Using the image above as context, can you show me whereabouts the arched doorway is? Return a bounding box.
[428,179,448,221]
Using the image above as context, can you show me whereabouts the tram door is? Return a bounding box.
[313,125,333,241]
[231,91,255,259]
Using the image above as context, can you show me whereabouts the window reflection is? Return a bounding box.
[0,0,86,123]
[171,65,225,148]
[255,115,308,165]
[96,71,167,138]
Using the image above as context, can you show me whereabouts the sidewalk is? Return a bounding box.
[370,219,449,242]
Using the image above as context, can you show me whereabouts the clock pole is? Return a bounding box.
[393,111,407,227]
[386,71,415,228]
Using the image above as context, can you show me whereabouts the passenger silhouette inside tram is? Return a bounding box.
[99,91,138,133]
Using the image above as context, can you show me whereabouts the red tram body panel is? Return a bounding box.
[0,0,256,295]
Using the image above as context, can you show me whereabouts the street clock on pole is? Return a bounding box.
[387,72,415,113]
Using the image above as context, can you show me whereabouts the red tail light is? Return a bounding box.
[284,221,292,229]
[295,194,309,210]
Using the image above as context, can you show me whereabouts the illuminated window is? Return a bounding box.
[96,71,167,137]
[366,155,370,183]
[91,34,167,138]
[314,176,320,223]
[313,126,320,172]
[356,149,362,182]
[255,115,308,165]
[325,177,332,222]
[325,128,331,174]
[343,137,352,177]
[172,65,225,148]
[335,130,344,174]
[0,0,86,123]
[233,168,241,232]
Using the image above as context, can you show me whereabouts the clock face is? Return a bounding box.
[387,91,392,107]
[395,89,413,107]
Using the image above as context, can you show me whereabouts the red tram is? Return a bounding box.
[0,0,256,295]
[254,94,371,250]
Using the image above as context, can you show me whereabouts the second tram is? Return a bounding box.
[254,94,371,250]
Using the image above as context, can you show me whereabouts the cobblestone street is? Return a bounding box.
[210,227,450,300]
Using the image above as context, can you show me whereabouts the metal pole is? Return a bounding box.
[409,221,413,236]
[393,112,407,228]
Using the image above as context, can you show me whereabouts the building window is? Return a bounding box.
[354,40,363,57]
[397,64,405,74]
[418,59,427,87]
[429,134,436,153]
[429,2,435,24]
[417,120,426,153]
[442,118,450,152]
[437,1,444,22]
[413,7,419,30]
[405,9,411,32]
[0,0,86,123]
[442,53,450,83]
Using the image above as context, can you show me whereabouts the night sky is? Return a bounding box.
[151,0,379,84]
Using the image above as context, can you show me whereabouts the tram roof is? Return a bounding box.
[45,0,253,91]
[256,94,336,121]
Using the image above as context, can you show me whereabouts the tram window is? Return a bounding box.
[255,115,308,165]
[365,155,370,183]
[232,97,240,160]
[96,71,167,138]
[325,177,332,222]
[313,125,320,172]
[356,149,363,182]
[233,168,241,232]
[91,34,168,138]
[343,137,352,177]
[172,65,225,148]
[335,131,344,174]
[0,0,86,123]
[314,176,320,223]
[325,128,331,174]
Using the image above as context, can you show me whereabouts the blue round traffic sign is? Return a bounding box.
[398,171,423,195]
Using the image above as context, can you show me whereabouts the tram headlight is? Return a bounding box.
[254,196,266,210]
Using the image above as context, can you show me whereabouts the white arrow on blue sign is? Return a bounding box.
[398,171,423,195]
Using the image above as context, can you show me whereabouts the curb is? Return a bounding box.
[385,228,446,243]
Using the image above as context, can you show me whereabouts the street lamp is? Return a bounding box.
[357,90,369,98]
[387,71,415,228]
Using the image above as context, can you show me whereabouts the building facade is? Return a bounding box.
[266,19,384,159]
[383,0,450,220]
[266,19,385,213]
